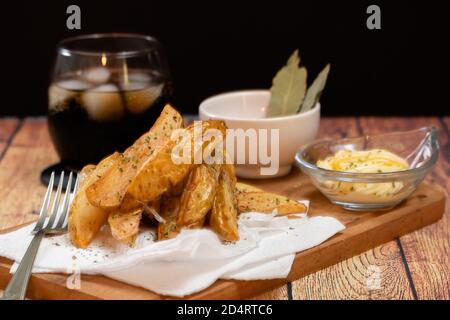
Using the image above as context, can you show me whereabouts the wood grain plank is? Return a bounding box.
[0,142,6,158]
[291,243,414,299]
[290,117,414,300]
[11,117,52,147]
[252,286,289,300]
[0,118,20,141]
[0,118,20,159]
[0,119,58,231]
[318,117,360,138]
[358,117,450,300]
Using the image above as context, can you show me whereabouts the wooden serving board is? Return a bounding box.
[0,168,445,300]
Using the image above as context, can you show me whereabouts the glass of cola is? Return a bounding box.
[43,33,172,183]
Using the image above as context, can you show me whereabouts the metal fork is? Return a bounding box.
[1,171,79,300]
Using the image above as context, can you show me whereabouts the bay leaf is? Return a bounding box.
[301,64,330,112]
[268,50,307,117]
[287,48,300,66]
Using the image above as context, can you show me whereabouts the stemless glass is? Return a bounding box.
[44,33,172,182]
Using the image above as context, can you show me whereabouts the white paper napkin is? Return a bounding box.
[0,204,345,297]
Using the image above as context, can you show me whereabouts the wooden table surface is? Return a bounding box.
[0,116,448,300]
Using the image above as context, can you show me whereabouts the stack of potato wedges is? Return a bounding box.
[69,104,307,248]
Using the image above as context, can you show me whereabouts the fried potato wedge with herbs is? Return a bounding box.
[69,153,120,248]
[224,163,237,186]
[86,104,183,209]
[209,165,239,241]
[157,194,181,240]
[235,182,264,193]
[127,120,227,203]
[235,186,307,215]
[79,164,96,179]
[108,208,143,245]
[177,164,220,228]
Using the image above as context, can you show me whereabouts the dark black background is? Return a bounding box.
[0,0,446,116]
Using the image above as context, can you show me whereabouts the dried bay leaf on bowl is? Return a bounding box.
[268,50,308,117]
[301,64,331,112]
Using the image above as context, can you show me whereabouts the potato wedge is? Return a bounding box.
[127,120,227,203]
[108,208,143,245]
[69,153,120,248]
[79,164,96,180]
[209,165,239,241]
[86,104,183,209]
[224,163,237,186]
[157,194,181,240]
[127,144,191,204]
[177,164,220,228]
[235,182,263,193]
[235,190,307,215]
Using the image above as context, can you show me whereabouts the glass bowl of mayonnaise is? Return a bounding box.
[295,127,439,211]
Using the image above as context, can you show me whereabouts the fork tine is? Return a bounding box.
[72,173,80,198]
[32,172,55,233]
[55,172,73,229]
[44,171,64,230]
[62,173,80,229]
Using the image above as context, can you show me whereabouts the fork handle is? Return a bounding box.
[1,231,44,300]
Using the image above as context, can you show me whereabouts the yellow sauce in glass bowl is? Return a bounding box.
[316,149,409,199]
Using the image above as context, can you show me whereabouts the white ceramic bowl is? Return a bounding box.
[199,90,320,179]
